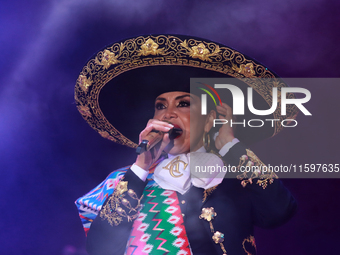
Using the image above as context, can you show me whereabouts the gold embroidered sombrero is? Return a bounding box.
[75,34,298,147]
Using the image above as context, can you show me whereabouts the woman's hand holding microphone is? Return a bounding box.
[134,120,174,171]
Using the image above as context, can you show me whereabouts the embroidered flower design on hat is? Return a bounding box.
[236,63,256,78]
[78,75,92,93]
[138,38,164,56]
[77,105,91,118]
[95,49,120,69]
[180,40,221,62]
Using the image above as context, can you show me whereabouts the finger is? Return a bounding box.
[216,107,228,118]
[148,119,174,128]
[162,132,171,144]
[149,133,171,160]
[221,102,232,109]
[139,126,166,144]
[217,103,231,111]
[158,133,171,154]
[220,103,233,118]
[146,120,174,132]
[140,124,156,136]
[149,123,173,133]
[216,105,228,115]
[143,121,173,134]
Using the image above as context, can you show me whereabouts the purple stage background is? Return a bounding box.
[1,0,339,254]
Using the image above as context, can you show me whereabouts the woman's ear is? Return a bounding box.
[204,110,216,133]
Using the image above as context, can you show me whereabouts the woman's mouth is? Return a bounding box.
[168,124,182,140]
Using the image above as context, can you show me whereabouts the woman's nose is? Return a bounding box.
[162,107,177,120]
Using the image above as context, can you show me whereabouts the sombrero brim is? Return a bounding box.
[75,34,298,147]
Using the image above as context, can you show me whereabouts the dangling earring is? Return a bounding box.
[203,132,211,151]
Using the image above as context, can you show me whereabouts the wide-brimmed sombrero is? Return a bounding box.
[75,34,298,147]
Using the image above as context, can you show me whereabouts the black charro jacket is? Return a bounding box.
[84,143,297,255]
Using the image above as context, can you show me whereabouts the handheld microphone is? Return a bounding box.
[136,127,182,155]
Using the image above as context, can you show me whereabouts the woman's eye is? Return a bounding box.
[155,103,166,110]
[178,101,190,107]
